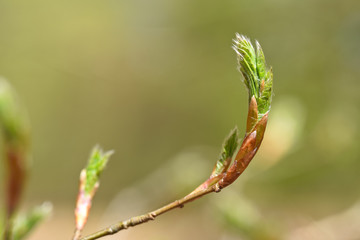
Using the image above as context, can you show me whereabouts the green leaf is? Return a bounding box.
[211,127,239,177]
[233,34,273,118]
[84,146,114,195]
[12,202,52,240]
[255,40,266,80]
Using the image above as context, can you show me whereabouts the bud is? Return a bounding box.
[193,34,273,192]
[74,146,113,239]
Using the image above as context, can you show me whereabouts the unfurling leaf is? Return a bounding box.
[233,34,273,118]
[211,127,239,178]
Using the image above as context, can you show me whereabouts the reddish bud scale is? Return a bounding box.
[218,112,268,189]
[75,170,98,232]
[192,112,269,194]
[191,174,225,194]
[246,96,259,134]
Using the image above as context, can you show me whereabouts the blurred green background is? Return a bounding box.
[1,0,359,239]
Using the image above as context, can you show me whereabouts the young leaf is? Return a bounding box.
[211,127,239,177]
[233,34,273,118]
[83,146,113,195]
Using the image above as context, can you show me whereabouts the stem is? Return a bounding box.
[80,185,219,240]
[78,34,273,240]
[73,229,82,240]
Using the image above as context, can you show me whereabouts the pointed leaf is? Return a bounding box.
[211,127,239,177]
[233,34,273,116]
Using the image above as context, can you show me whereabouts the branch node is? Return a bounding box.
[214,183,221,193]
[123,221,130,229]
[148,212,156,220]
[176,200,184,208]
[108,226,116,234]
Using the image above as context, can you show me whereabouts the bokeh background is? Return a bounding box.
[1,0,360,239]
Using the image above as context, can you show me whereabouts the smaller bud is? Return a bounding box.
[74,146,113,239]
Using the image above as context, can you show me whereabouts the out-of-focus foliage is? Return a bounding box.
[12,202,52,240]
[0,78,51,240]
[0,78,30,240]
[0,78,29,213]
[0,0,359,239]
[0,78,29,144]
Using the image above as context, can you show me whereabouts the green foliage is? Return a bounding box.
[84,146,114,195]
[233,34,273,118]
[12,203,52,240]
[211,127,239,177]
[0,78,29,144]
[0,78,32,237]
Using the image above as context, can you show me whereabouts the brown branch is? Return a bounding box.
[73,229,82,240]
[79,113,268,240]
[79,185,220,240]
[77,34,274,240]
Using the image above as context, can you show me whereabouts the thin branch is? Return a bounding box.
[78,34,273,240]
[80,185,219,240]
[73,229,81,240]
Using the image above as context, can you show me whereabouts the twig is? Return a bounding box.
[77,34,274,240]
[73,229,82,240]
[80,185,219,240]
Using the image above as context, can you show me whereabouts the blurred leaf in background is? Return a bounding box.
[12,202,52,240]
